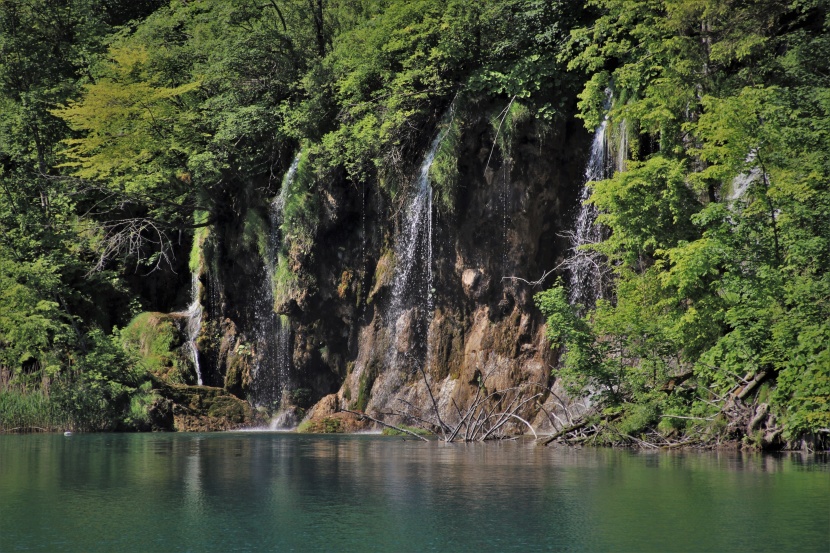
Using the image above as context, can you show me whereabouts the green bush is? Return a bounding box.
[51,329,150,432]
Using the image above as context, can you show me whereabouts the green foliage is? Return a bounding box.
[535,283,618,401]
[428,111,462,214]
[120,313,195,385]
[51,329,151,431]
[542,0,830,444]
[0,258,67,378]
[0,0,825,446]
[773,326,830,440]
[592,156,700,267]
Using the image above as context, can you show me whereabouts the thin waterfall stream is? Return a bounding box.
[248,154,300,413]
[183,274,203,386]
[388,131,444,361]
[568,108,625,310]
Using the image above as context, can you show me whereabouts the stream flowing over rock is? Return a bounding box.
[164,103,592,433]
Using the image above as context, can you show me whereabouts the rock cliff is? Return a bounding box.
[158,100,591,434]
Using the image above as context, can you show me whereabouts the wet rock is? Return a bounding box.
[152,379,255,431]
[461,268,490,300]
[394,309,415,353]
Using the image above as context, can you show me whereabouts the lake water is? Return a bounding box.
[0,433,827,552]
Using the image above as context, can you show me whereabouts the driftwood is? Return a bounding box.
[340,409,429,441]
[540,419,589,446]
[748,403,770,432]
[736,370,770,400]
[384,365,546,442]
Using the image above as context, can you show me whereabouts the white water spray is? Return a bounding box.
[390,132,442,316]
[249,154,299,410]
[569,104,626,309]
[183,274,203,385]
[385,129,447,367]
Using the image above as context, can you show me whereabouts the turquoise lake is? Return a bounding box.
[0,433,827,552]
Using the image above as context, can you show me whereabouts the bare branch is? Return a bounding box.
[341,409,429,441]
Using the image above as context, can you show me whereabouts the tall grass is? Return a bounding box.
[0,389,65,432]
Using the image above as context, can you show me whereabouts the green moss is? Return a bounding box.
[120,312,194,384]
[272,252,301,311]
[429,110,462,214]
[224,348,251,394]
[189,211,210,274]
[297,417,343,434]
[368,249,396,303]
[353,361,378,412]
[205,396,248,423]
[281,151,320,259]
[493,100,532,159]
[242,208,269,261]
[381,425,431,437]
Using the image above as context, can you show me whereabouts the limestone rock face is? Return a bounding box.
[461,268,490,299]
[289,101,589,436]
[188,97,587,434]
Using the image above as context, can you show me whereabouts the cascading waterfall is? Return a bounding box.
[569,108,624,309]
[183,274,204,385]
[248,154,299,411]
[388,131,444,359]
[728,152,760,203]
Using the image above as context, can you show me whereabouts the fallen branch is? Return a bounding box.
[540,419,588,446]
[660,414,715,422]
[736,370,770,400]
[501,262,565,288]
[341,409,429,441]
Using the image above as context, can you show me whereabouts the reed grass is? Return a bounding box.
[0,389,65,433]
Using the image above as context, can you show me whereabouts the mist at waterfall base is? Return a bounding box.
[1,433,827,553]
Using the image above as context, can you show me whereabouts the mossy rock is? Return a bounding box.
[151,378,254,431]
[297,416,344,434]
[121,312,195,384]
[368,249,396,302]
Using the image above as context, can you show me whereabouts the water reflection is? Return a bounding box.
[0,434,826,552]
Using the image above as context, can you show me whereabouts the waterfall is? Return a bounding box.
[569,111,621,309]
[728,152,760,203]
[388,132,443,356]
[248,154,299,411]
[183,274,203,386]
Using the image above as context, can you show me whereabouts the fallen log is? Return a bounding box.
[540,419,588,446]
[736,370,770,400]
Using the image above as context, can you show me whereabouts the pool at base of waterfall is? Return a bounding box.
[0,433,827,552]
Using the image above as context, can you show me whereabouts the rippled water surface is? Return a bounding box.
[0,433,827,552]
